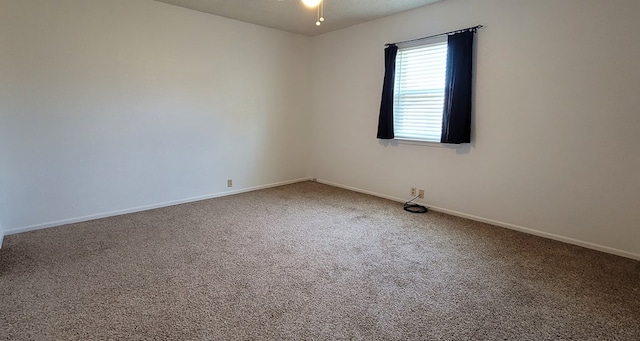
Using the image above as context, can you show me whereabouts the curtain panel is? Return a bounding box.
[376,44,398,139]
[441,30,475,144]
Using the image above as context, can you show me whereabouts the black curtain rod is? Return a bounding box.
[385,25,483,46]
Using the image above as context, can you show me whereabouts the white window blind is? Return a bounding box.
[393,39,448,142]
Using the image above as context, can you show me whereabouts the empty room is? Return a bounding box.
[1,0,638,339]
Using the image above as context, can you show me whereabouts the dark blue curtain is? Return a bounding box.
[376,44,398,139]
[441,30,475,144]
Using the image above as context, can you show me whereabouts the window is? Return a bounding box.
[378,29,476,144]
[393,38,448,142]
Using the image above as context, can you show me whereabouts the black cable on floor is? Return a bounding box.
[404,195,428,214]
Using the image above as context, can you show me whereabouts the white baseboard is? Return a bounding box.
[5,177,312,236]
[316,179,640,261]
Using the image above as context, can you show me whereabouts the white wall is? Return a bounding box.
[309,0,640,258]
[0,0,311,233]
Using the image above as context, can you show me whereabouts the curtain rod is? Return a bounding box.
[385,25,483,46]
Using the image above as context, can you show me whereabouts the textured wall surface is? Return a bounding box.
[0,0,311,232]
[309,0,640,257]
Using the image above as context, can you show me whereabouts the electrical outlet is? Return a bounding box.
[418,189,425,199]
[411,187,417,196]
[227,179,233,187]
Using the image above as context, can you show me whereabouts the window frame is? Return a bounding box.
[392,36,449,144]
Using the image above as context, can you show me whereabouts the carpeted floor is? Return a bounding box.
[1,181,638,340]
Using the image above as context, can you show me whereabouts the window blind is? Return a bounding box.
[393,41,448,142]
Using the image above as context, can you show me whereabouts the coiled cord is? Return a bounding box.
[403,195,428,214]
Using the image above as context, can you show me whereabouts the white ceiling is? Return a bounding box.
[154,0,444,36]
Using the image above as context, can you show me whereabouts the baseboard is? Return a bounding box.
[0,224,4,249]
[5,177,312,236]
[315,179,640,261]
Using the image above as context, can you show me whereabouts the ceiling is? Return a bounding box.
[154,0,444,36]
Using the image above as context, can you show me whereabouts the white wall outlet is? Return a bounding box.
[411,187,417,196]
[227,179,233,187]
[418,189,425,199]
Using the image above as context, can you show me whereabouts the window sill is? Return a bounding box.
[394,138,446,147]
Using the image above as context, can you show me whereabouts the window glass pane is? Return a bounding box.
[393,41,447,142]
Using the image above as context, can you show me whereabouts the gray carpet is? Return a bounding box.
[1,181,638,340]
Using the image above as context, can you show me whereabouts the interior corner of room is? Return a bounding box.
[0,0,638,262]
